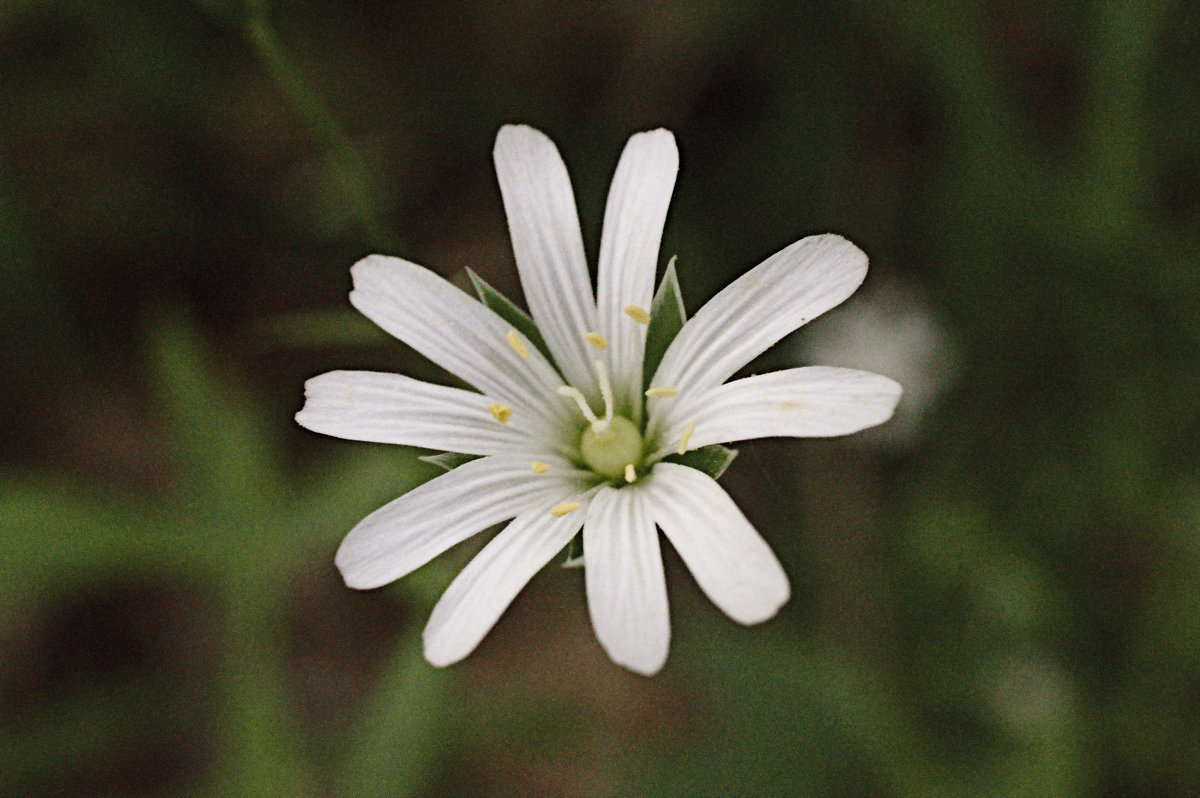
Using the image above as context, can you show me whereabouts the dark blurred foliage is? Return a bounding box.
[2,0,1199,795]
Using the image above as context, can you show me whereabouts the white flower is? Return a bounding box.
[296,125,902,675]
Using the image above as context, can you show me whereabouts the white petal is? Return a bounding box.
[644,463,789,625]
[494,125,600,401]
[583,484,670,675]
[595,129,679,420]
[422,489,596,666]
[647,366,902,460]
[349,254,574,439]
[296,370,543,455]
[336,454,590,590]
[648,235,868,403]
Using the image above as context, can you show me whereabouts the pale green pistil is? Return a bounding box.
[580,415,643,480]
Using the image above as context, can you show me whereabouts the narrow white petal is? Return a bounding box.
[648,235,868,402]
[336,454,590,590]
[296,370,543,455]
[595,130,679,419]
[647,366,902,460]
[644,463,789,625]
[584,484,670,675]
[494,125,600,400]
[422,488,597,667]
[349,254,573,438]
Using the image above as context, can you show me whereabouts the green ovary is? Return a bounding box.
[579,415,643,480]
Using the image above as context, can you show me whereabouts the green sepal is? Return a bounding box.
[562,532,585,568]
[417,452,480,472]
[642,256,686,388]
[664,444,738,480]
[466,268,559,373]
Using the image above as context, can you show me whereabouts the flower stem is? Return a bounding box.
[216,580,313,796]
[1082,0,1171,232]
[242,13,399,252]
[335,625,450,796]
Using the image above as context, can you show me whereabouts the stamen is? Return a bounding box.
[677,422,695,455]
[594,360,614,423]
[645,386,678,398]
[624,305,651,324]
[550,501,581,517]
[506,329,530,360]
[531,461,549,474]
[585,331,609,350]
[489,403,513,423]
[624,463,636,483]
[556,386,597,423]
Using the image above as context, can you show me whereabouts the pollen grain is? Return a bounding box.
[506,329,530,360]
[550,501,581,517]
[488,402,513,423]
[678,422,696,455]
[623,305,651,324]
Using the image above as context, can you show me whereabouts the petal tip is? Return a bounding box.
[853,373,905,430]
[348,256,395,304]
[337,571,379,592]
[494,123,554,157]
[335,545,388,591]
[421,634,464,669]
[349,253,405,288]
[614,649,669,677]
[732,581,791,626]
[349,252,393,275]
[815,233,869,275]
[633,126,677,145]
[626,127,679,171]
[883,376,905,410]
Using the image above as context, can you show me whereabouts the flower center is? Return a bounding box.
[580,415,643,479]
[552,354,647,482]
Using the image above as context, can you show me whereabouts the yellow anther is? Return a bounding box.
[677,422,695,455]
[585,331,609,350]
[624,305,651,324]
[550,501,581,517]
[531,461,549,474]
[488,402,513,423]
[624,463,636,483]
[645,386,678,398]
[506,329,530,360]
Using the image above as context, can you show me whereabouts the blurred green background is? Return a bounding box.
[3,0,1199,795]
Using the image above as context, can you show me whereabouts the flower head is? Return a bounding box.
[296,125,902,675]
